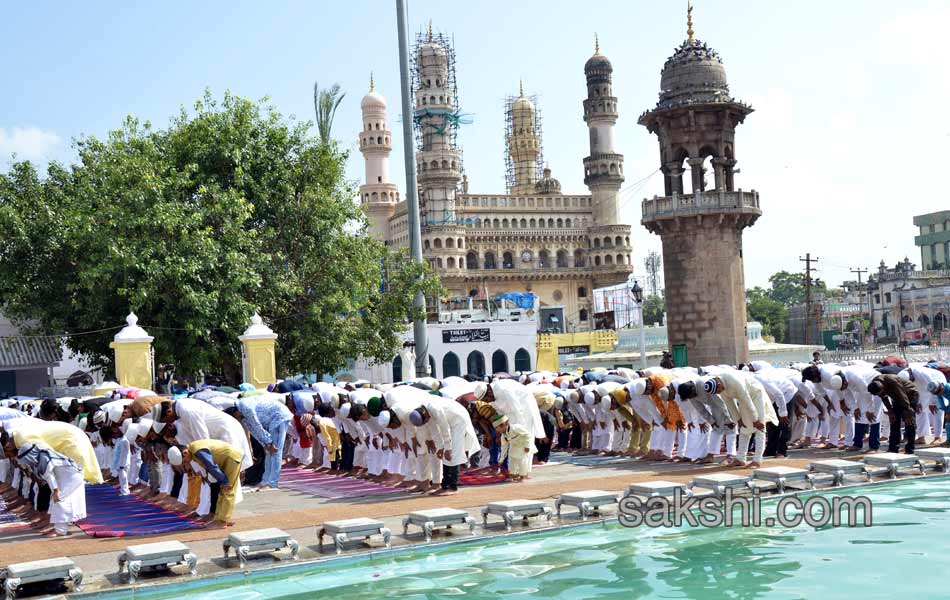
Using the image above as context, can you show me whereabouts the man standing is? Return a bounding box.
[868,373,919,454]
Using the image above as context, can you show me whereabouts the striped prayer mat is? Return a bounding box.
[278,468,404,499]
[0,497,31,533]
[76,484,204,538]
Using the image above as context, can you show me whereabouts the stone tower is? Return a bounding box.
[413,23,466,274]
[507,81,540,195]
[583,35,624,227]
[359,75,399,242]
[638,8,761,366]
[583,35,632,288]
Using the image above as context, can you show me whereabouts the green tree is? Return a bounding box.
[313,82,345,144]
[766,270,828,306]
[642,294,666,326]
[0,91,441,380]
[746,287,789,342]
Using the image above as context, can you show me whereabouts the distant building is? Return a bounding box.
[0,316,61,397]
[914,210,950,270]
[867,258,950,342]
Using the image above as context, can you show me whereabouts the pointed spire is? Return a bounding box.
[427,20,433,42]
[369,71,374,92]
[687,0,695,42]
[519,79,525,97]
[594,32,600,54]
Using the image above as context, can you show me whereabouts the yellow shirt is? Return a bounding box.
[186,439,243,486]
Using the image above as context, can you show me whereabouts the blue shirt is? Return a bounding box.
[237,397,292,446]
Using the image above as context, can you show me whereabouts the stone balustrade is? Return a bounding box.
[641,190,761,222]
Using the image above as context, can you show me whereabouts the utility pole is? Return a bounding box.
[799,254,818,345]
[396,0,429,377]
[850,267,868,349]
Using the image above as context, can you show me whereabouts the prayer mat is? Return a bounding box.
[561,455,631,466]
[278,467,403,499]
[76,484,204,538]
[0,497,31,532]
[458,470,508,486]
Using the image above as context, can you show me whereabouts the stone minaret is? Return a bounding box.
[583,34,624,226]
[638,7,761,366]
[359,74,399,242]
[583,35,632,288]
[414,23,462,226]
[508,81,540,195]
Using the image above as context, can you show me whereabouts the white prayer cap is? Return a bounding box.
[473,382,488,401]
[568,390,579,403]
[658,386,671,401]
[318,390,334,404]
[830,375,844,390]
[92,410,107,427]
[152,420,166,433]
[121,419,134,435]
[339,403,351,418]
[600,396,611,410]
[554,397,564,410]
[898,369,911,382]
[77,417,87,430]
[106,404,125,425]
[167,446,183,466]
[584,391,596,406]
[377,410,392,428]
[137,419,153,437]
[630,379,647,396]
[56,397,74,412]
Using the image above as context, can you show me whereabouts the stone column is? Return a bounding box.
[711,157,729,190]
[688,157,706,193]
[109,313,154,390]
[239,313,278,388]
[724,159,738,192]
[664,161,685,195]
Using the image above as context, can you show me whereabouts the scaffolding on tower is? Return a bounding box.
[503,92,544,194]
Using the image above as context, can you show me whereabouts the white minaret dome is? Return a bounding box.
[361,74,387,111]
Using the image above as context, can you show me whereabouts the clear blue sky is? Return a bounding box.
[3,0,946,289]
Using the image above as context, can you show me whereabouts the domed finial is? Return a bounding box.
[251,312,263,326]
[369,71,374,92]
[427,20,433,42]
[594,32,600,54]
[687,0,695,42]
[519,79,525,97]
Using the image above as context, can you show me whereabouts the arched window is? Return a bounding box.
[574,249,585,267]
[493,218,500,228]
[491,350,509,375]
[429,355,437,378]
[605,255,614,265]
[594,238,601,249]
[514,348,531,372]
[556,249,568,268]
[503,251,514,269]
[595,256,602,266]
[502,218,509,228]
[424,240,431,251]
[547,218,554,227]
[529,218,536,227]
[485,252,497,269]
[447,257,456,268]
[434,238,442,249]
[604,237,612,247]
[520,218,527,228]
[578,286,587,298]
[615,236,623,247]
[457,238,464,249]
[392,355,403,383]
[446,238,454,248]
[565,218,572,227]
[616,254,623,264]
[467,351,486,378]
[437,257,443,268]
[579,309,589,321]
[442,352,461,378]
[466,251,478,269]
[556,218,563,227]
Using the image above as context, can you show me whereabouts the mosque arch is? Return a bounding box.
[467,351,486,378]
[514,348,531,372]
[392,355,403,383]
[491,350,509,375]
[442,352,461,378]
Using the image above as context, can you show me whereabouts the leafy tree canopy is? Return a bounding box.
[0,91,441,380]
[642,294,665,326]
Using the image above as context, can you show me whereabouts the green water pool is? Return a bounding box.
[112,477,950,599]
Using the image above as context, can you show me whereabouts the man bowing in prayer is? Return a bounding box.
[168,440,244,528]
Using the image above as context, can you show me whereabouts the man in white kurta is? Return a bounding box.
[16,442,86,535]
[711,370,778,467]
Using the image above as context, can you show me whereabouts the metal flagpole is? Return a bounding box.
[396,0,429,376]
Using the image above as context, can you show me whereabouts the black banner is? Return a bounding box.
[442,328,491,343]
[558,345,590,355]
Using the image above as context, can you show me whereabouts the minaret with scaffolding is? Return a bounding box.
[413,22,464,227]
[505,81,543,195]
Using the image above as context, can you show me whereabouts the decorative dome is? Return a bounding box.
[657,38,731,109]
[584,35,612,75]
[535,167,561,195]
[361,73,386,111]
